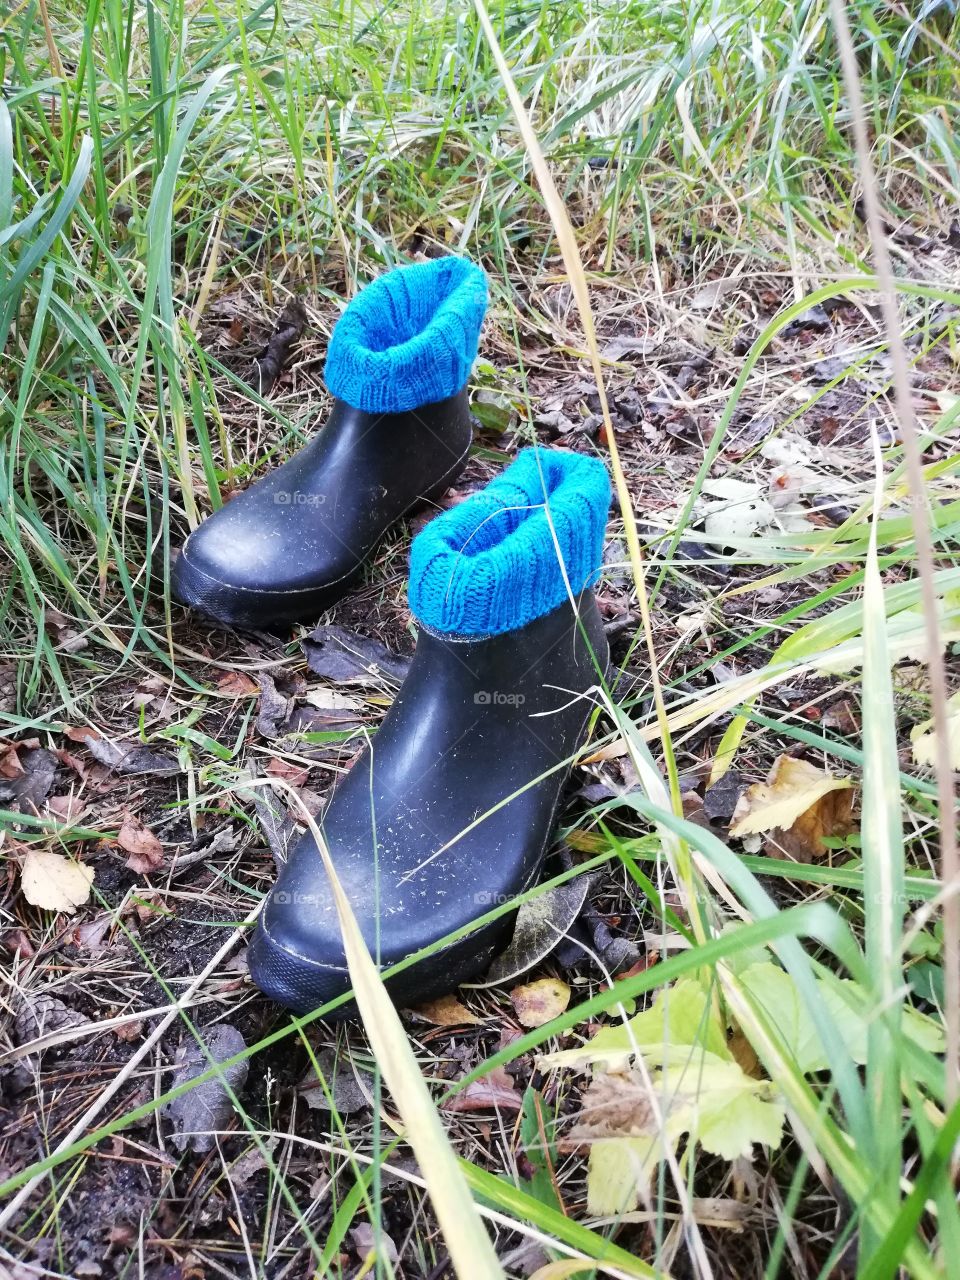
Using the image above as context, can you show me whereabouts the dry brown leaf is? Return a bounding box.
[443,1065,522,1113]
[20,849,94,913]
[412,993,481,1026]
[560,1070,656,1147]
[217,670,259,697]
[47,793,86,822]
[510,977,571,1028]
[730,754,855,861]
[118,814,164,873]
[265,757,310,788]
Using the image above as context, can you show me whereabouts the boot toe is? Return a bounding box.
[248,915,354,1017]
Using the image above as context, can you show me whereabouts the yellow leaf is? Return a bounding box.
[21,850,94,913]
[511,978,570,1028]
[413,994,481,1027]
[729,755,853,853]
[911,691,960,770]
[586,1137,661,1216]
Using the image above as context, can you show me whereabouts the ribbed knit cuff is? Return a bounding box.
[324,257,488,414]
[408,448,611,636]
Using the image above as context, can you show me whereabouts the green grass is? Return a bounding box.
[1,0,959,1275]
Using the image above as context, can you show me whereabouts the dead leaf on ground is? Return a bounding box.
[265,756,310,788]
[475,875,592,987]
[256,672,294,739]
[252,297,308,396]
[63,726,179,777]
[703,770,746,823]
[351,1222,399,1266]
[729,755,855,861]
[20,849,94,912]
[46,792,87,823]
[217,670,259,697]
[0,739,37,779]
[560,1069,656,1146]
[444,1065,522,1113]
[511,978,571,1028]
[302,624,411,686]
[411,993,481,1026]
[0,747,57,814]
[118,813,164,874]
[911,691,960,770]
[299,1049,373,1115]
[165,1024,250,1152]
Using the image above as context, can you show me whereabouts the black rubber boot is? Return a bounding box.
[171,390,473,630]
[247,590,608,1015]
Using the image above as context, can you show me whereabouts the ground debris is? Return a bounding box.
[298,1048,372,1114]
[0,746,57,813]
[165,1024,250,1153]
[252,298,308,396]
[62,726,180,777]
[302,624,411,685]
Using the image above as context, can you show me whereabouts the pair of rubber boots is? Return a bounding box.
[173,257,611,1016]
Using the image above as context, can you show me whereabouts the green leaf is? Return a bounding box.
[738,963,944,1074]
[586,1138,661,1216]
[545,980,785,1214]
[539,978,731,1074]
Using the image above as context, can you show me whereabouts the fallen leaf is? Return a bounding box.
[46,793,87,822]
[704,491,777,548]
[703,770,746,822]
[547,979,785,1214]
[822,699,860,736]
[304,687,366,712]
[738,961,944,1073]
[217,671,258,697]
[511,978,571,1028]
[301,624,411,686]
[252,298,307,397]
[63,726,179,776]
[475,876,592,987]
[20,849,94,913]
[1,927,36,957]
[911,691,960,770]
[165,1024,249,1152]
[444,1065,522,1113]
[73,913,112,952]
[351,1222,399,1266]
[299,1048,372,1114]
[256,672,293,739]
[118,814,164,873]
[265,757,310,788]
[412,993,481,1026]
[729,755,855,860]
[0,747,57,814]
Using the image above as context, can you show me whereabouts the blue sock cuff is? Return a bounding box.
[408,448,611,636]
[324,257,488,414]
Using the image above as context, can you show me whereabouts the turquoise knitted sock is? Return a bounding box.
[408,447,611,636]
[324,257,488,414]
